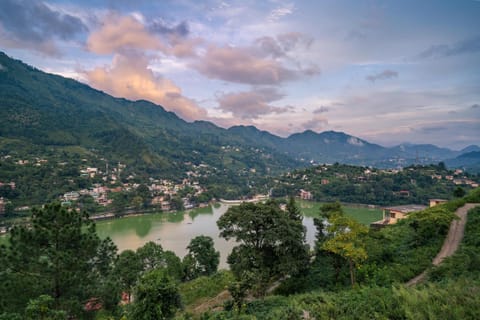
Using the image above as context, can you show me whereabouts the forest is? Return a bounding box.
[0,188,479,319]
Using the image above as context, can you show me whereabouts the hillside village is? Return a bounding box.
[1,149,479,220]
[0,153,212,216]
[270,163,479,205]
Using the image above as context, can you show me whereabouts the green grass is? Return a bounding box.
[297,200,383,225]
[178,270,234,309]
[0,235,8,246]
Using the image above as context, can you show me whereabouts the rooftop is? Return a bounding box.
[384,204,427,213]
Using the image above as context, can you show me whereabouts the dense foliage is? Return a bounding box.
[0,203,118,317]
[0,189,478,319]
[217,200,309,297]
[196,190,480,319]
[183,236,220,281]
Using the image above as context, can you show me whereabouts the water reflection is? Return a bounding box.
[134,218,152,237]
[95,204,317,269]
[96,204,233,268]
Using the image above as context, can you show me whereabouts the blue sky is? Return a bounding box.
[0,0,479,149]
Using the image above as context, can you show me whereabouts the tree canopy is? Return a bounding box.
[0,203,117,317]
[183,235,220,280]
[217,200,309,296]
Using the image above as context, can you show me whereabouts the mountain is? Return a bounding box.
[0,51,474,177]
[0,52,303,181]
[445,151,480,173]
[282,130,387,164]
[460,145,480,154]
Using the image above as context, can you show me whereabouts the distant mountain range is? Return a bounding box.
[0,51,478,174]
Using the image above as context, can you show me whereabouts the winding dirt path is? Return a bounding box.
[406,203,479,286]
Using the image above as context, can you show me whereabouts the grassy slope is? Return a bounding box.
[190,189,480,319]
[298,199,383,224]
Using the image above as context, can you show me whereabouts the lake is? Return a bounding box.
[95,201,382,268]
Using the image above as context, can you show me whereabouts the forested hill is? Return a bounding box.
[0,52,300,179]
[0,51,477,178]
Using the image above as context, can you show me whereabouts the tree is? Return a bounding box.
[129,269,182,320]
[76,194,98,215]
[137,241,165,271]
[286,196,302,221]
[131,196,144,210]
[24,295,67,320]
[170,196,184,211]
[183,236,220,280]
[110,192,129,214]
[217,200,309,296]
[136,242,183,281]
[162,250,184,281]
[322,213,369,286]
[115,250,142,303]
[453,186,466,198]
[319,201,343,218]
[136,184,151,207]
[0,203,117,316]
[313,203,347,286]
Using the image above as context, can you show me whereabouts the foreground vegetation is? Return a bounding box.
[0,188,478,319]
[196,188,480,319]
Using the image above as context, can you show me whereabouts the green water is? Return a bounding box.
[94,201,382,268]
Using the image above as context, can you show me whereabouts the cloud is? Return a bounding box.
[216,87,292,119]
[256,32,313,58]
[267,3,295,22]
[87,13,201,58]
[149,20,189,37]
[87,13,163,54]
[255,36,284,58]
[302,115,329,132]
[83,52,207,121]
[193,39,319,85]
[471,104,480,109]
[366,70,398,82]
[313,106,330,114]
[415,35,480,59]
[0,0,87,55]
[193,45,298,85]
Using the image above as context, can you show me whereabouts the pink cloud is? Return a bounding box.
[217,87,292,119]
[87,13,163,54]
[193,32,319,85]
[193,45,297,85]
[83,52,207,121]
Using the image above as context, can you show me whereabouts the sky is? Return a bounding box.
[0,0,479,149]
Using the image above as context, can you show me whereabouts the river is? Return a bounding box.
[95,201,382,269]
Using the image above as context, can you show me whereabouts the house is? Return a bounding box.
[63,191,80,201]
[429,199,448,207]
[161,201,171,212]
[370,204,427,229]
[151,196,164,206]
[299,189,312,200]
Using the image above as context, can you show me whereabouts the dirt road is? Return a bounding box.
[406,203,479,286]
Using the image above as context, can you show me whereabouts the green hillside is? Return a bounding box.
[0,52,303,205]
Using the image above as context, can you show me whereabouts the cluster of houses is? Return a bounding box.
[60,177,207,212]
[369,198,448,229]
[61,185,112,207]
